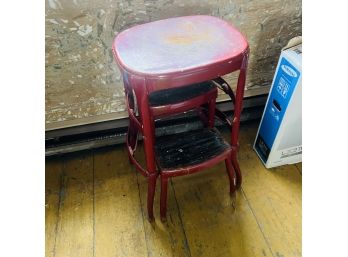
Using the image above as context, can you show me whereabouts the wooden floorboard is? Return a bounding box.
[237,122,302,257]
[54,152,94,257]
[171,164,273,257]
[45,121,302,257]
[45,158,62,257]
[135,173,192,257]
[93,147,148,257]
[134,147,192,257]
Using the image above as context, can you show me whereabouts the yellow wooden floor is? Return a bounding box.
[45,120,302,257]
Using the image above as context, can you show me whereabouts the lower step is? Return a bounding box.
[155,128,230,170]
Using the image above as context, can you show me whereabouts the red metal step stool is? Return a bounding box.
[112,15,249,221]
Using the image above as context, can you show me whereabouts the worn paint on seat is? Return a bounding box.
[113,15,248,75]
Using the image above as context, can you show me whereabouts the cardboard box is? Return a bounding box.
[254,38,302,169]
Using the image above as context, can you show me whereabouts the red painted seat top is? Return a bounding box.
[113,15,248,76]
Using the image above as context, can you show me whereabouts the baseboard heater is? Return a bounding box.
[45,94,267,156]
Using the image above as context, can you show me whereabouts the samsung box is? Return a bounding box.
[254,39,302,169]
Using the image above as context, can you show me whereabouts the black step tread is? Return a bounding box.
[149,81,216,107]
[155,128,230,170]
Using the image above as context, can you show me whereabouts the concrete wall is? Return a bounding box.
[45,0,301,130]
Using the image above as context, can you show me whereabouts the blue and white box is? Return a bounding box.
[254,41,302,169]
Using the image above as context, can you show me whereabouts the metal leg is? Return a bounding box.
[160,175,168,221]
[208,99,216,128]
[132,76,158,221]
[127,118,138,164]
[229,53,248,190]
[147,174,157,221]
[225,157,237,194]
[128,119,138,150]
[231,152,242,189]
[231,54,248,148]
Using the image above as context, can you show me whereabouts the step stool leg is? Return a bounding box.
[160,176,169,221]
[127,117,139,164]
[147,175,157,222]
[231,153,242,189]
[208,99,216,128]
[225,157,237,195]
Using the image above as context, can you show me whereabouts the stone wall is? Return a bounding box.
[45,0,301,129]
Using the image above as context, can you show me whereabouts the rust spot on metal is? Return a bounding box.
[164,21,213,45]
[164,33,212,45]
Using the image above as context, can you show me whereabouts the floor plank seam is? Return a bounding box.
[266,196,297,257]
[241,187,275,257]
[135,170,151,257]
[52,159,65,257]
[170,179,192,257]
[294,164,302,176]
